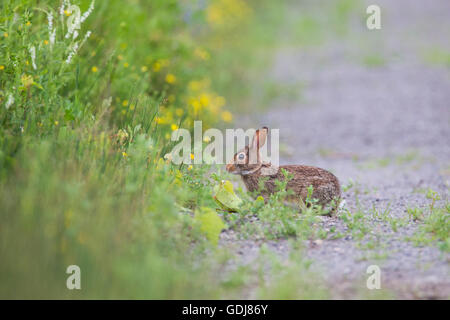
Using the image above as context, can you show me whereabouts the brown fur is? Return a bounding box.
[226,127,341,212]
[241,165,341,207]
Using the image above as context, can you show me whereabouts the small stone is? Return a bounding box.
[313,239,324,246]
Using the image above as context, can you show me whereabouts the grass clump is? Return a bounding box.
[406,189,449,252]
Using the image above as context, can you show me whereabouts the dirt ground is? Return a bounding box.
[223,0,450,299]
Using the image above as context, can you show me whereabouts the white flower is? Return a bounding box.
[65,42,79,64]
[80,0,95,23]
[65,4,80,39]
[83,30,92,42]
[5,93,14,109]
[79,30,92,47]
[65,30,92,64]
[50,29,56,47]
[47,12,53,32]
[29,46,37,70]
[47,12,55,48]
[60,0,69,15]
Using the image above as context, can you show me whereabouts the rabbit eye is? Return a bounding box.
[238,153,245,160]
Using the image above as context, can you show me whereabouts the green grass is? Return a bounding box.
[356,151,431,170]
[405,190,449,252]
[340,206,371,240]
[423,48,450,67]
[225,171,333,240]
[0,0,295,299]
[255,246,329,299]
[363,54,386,67]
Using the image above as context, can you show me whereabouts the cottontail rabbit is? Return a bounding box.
[226,127,341,213]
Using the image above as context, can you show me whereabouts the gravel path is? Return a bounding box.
[222,0,450,299]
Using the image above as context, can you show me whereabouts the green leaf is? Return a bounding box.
[194,207,226,245]
[213,180,243,212]
[64,109,75,121]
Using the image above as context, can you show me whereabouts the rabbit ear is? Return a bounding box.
[250,127,268,151]
[248,127,268,165]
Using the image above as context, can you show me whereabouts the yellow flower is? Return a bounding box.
[54,121,59,126]
[26,21,31,26]
[188,165,193,171]
[122,151,128,157]
[188,80,202,92]
[21,74,33,88]
[174,169,182,185]
[206,0,252,27]
[152,62,161,72]
[122,100,129,107]
[191,99,201,112]
[199,93,210,107]
[194,48,210,61]
[0,65,4,70]
[171,124,179,131]
[156,158,166,170]
[175,108,184,116]
[91,66,98,73]
[165,73,176,84]
[44,40,49,45]
[190,153,195,160]
[206,6,223,26]
[203,136,211,143]
[123,62,129,68]
[141,66,148,72]
[159,59,170,67]
[64,10,71,16]
[3,32,8,38]
[221,110,233,122]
